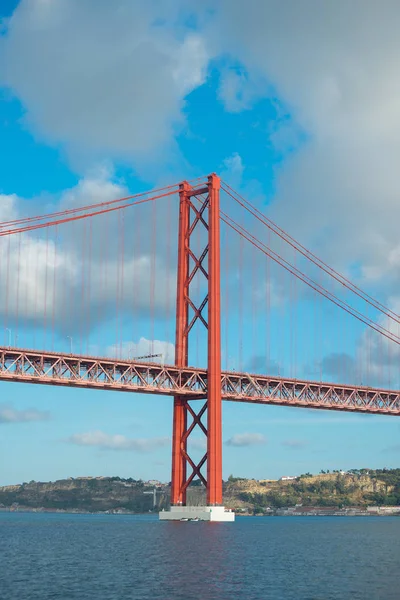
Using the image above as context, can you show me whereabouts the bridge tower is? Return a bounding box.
[159,173,234,522]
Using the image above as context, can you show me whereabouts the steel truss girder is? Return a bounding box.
[0,348,207,396]
[0,348,399,415]
[220,372,400,414]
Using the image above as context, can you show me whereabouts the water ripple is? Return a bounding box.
[0,513,399,600]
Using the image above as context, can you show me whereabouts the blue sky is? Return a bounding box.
[0,1,399,487]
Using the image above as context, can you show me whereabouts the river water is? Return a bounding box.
[0,512,399,600]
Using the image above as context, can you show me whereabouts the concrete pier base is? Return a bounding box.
[159,505,235,522]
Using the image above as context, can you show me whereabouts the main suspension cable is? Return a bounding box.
[221,181,400,324]
[220,209,400,346]
[0,189,178,236]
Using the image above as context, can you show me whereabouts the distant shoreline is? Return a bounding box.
[1,471,399,516]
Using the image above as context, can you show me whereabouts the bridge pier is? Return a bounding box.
[160,506,234,522]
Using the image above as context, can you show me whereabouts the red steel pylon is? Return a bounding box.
[171,173,222,506]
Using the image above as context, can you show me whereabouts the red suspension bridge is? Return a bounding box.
[1,173,399,515]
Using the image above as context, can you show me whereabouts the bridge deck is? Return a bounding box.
[0,347,399,415]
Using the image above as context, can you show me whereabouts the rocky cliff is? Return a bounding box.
[223,469,400,512]
[1,469,399,514]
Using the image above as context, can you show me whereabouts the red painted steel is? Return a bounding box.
[0,348,399,414]
[171,181,190,505]
[170,174,223,505]
[2,172,400,510]
[207,174,222,506]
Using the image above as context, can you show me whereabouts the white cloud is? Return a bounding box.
[172,34,208,94]
[0,194,18,221]
[58,165,126,211]
[222,152,244,185]
[0,403,50,423]
[67,430,170,452]
[321,302,400,387]
[0,171,177,337]
[210,1,400,293]
[3,0,400,298]
[218,67,267,113]
[225,432,267,447]
[106,337,175,364]
[0,1,209,166]
[3,1,400,366]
